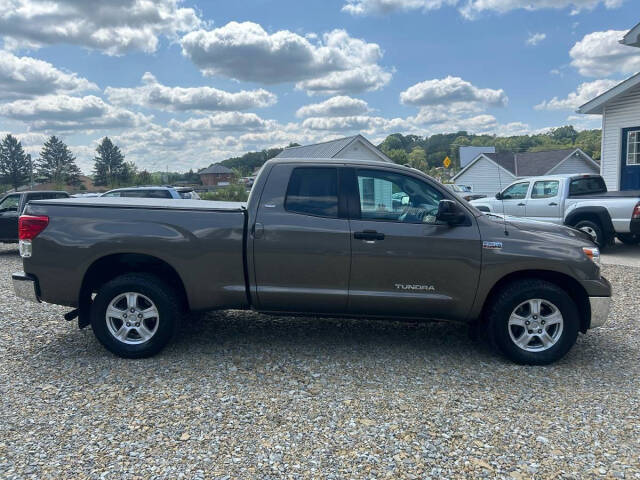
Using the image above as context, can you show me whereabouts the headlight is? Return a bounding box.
[582,246,600,266]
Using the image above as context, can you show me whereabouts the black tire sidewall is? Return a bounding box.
[490,282,579,365]
[575,220,603,247]
[90,274,179,358]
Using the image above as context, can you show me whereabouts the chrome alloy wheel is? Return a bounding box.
[508,298,564,352]
[105,292,159,345]
[579,226,598,243]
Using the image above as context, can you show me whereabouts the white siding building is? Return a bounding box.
[452,149,599,196]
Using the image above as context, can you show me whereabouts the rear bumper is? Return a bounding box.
[589,296,610,328]
[12,272,40,303]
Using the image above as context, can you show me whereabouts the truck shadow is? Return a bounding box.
[0,246,19,256]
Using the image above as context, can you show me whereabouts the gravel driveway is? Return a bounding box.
[0,244,639,479]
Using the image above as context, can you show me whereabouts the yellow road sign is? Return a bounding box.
[443,156,451,168]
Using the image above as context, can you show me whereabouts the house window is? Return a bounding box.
[627,130,640,165]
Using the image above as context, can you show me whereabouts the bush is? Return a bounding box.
[201,184,249,202]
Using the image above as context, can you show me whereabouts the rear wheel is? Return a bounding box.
[574,219,604,248]
[90,273,180,358]
[487,279,579,365]
[617,233,640,245]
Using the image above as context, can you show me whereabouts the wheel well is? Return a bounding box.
[80,253,189,311]
[480,270,591,333]
[567,213,601,228]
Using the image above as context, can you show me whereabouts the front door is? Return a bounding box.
[525,179,563,224]
[498,181,530,217]
[252,164,351,313]
[0,194,21,241]
[347,167,481,320]
[621,127,640,190]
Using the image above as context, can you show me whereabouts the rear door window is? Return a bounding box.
[285,167,338,218]
[531,181,559,199]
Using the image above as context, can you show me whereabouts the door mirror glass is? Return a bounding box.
[495,192,502,200]
[436,199,466,225]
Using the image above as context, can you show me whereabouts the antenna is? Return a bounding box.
[496,159,509,236]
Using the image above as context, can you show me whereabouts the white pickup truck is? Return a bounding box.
[470,174,640,249]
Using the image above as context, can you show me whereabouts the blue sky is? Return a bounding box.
[0,0,638,173]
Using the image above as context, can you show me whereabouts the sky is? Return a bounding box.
[0,0,639,174]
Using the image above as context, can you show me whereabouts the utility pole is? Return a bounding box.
[27,154,34,189]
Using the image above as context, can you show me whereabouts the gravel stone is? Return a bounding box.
[0,244,639,478]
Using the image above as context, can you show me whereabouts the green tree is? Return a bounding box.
[36,136,81,187]
[385,148,409,164]
[93,137,125,186]
[0,134,30,191]
[407,146,428,172]
[136,170,152,185]
[201,184,248,202]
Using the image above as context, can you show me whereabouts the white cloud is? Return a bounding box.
[342,0,624,17]
[526,33,546,46]
[296,96,371,118]
[180,21,392,94]
[168,112,272,133]
[570,29,640,77]
[105,72,277,112]
[0,50,97,100]
[0,0,202,55]
[0,95,149,132]
[342,0,456,15]
[535,79,619,110]
[400,76,507,108]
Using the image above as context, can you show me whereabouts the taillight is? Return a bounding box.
[19,215,49,240]
[633,203,640,220]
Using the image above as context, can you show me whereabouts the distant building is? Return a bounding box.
[459,146,495,168]
[275,134,392,163]
[577,22,640,191]
[199,163,233,186]
[452,149,599,196]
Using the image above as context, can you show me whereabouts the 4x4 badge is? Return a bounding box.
[483,241,503,249]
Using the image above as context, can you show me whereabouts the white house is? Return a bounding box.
[451,148,599,196]
[577,23,640,191]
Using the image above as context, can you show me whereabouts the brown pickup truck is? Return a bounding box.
[12,158,611,364]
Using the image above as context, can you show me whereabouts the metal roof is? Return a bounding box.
[199,163,232,174]
[275,136,359,159]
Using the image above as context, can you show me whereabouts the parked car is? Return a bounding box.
[0,191,69,243]
[444,183,486,202]
[102,186,201,200]
[470,174,640,248]
[13,158,610,365]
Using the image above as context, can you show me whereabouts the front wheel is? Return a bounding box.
[574,219,605,248]
[90,273,181,358]
[487,279,579,365]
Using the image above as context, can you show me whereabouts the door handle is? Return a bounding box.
[548,202,558,206]
[517,203,526,206]
[354,230,385,241]
[252,222,264,239]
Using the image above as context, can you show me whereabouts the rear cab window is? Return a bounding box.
[285,167,338,218]
[569,176,607,196]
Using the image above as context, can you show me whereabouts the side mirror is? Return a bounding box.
[436,199,466,225]
[495,192,503,200]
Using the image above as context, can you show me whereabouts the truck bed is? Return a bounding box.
[569,190,640,199]
[30,197,246,211]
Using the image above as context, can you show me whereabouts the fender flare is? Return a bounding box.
[564,206,615,244]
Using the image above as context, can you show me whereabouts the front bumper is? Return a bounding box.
[589,296,610,328]
[12,272,40,303]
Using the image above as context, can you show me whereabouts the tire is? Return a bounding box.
[574,219,604,248]
[486,279,579,365]
[617,233,640,245]
[90,273,181,358]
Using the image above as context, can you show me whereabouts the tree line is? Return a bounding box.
[0,134,156,191]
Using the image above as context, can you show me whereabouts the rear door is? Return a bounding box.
[0,194,21,241]
[524,179,562,223]
[252,164,351,313]
[347,167,481,320]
